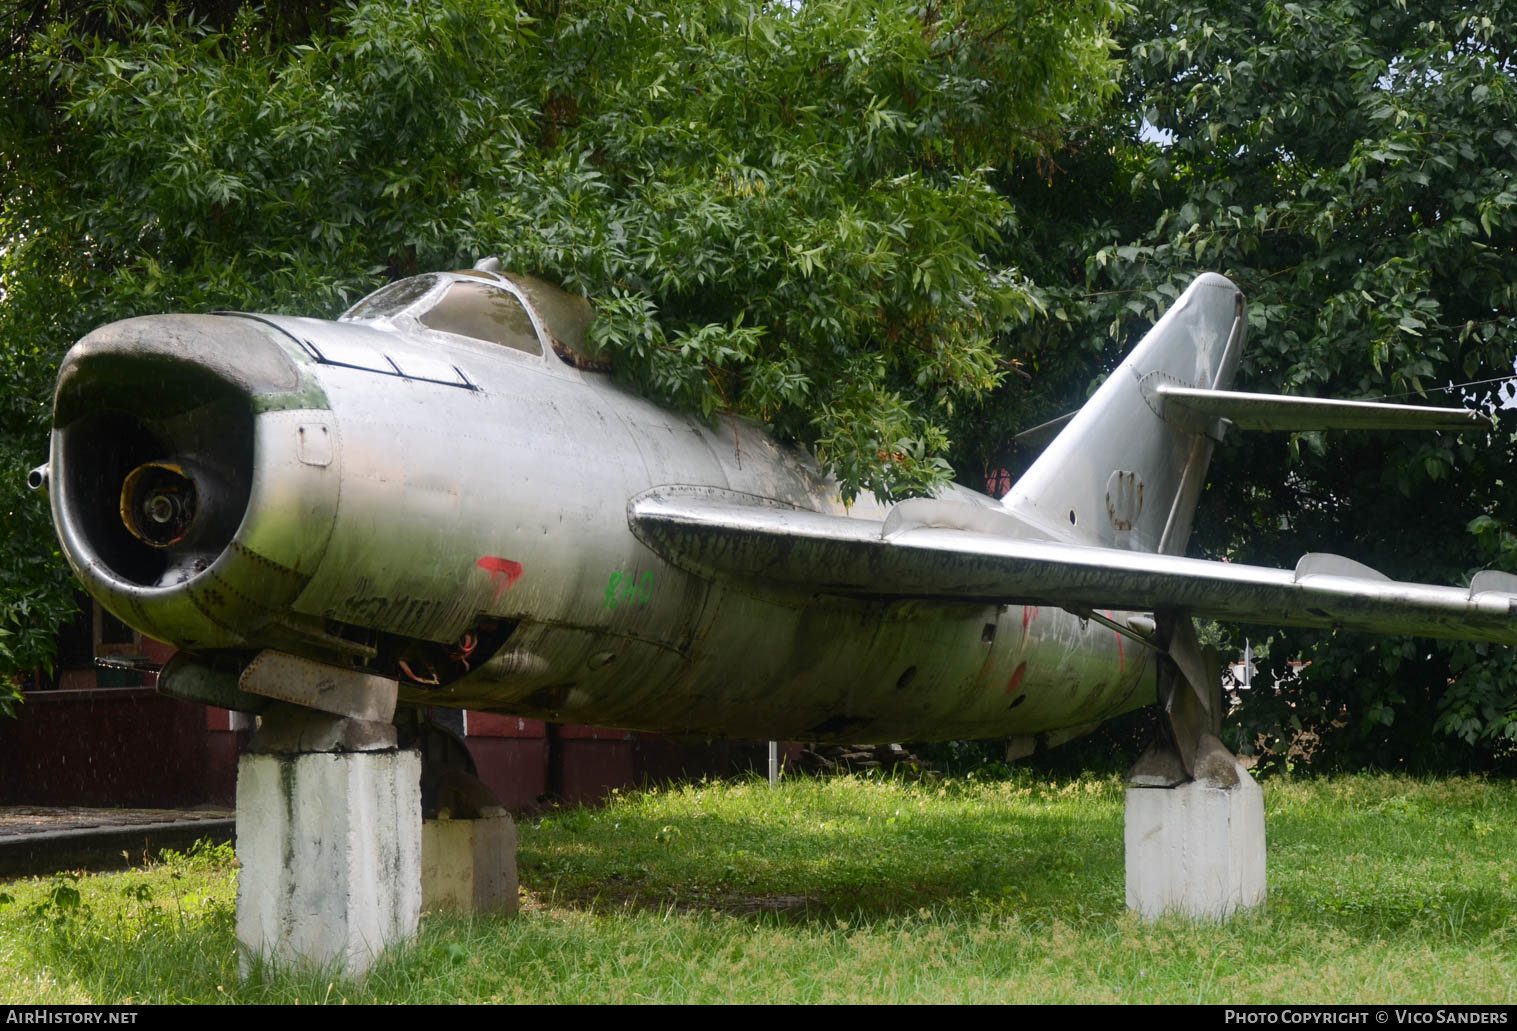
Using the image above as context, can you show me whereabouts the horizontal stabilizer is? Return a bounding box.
[1156,385,1488,433]
[630,488,1517,645]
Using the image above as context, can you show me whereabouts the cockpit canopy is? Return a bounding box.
[340,266,604,368]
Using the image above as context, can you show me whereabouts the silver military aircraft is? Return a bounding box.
[32,268,1513,782]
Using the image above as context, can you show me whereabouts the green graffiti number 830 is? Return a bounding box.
[604,570,655,609]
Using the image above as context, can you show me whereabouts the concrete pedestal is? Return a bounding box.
[421,813,518,915]
[1125,758,1266,920]
[236,744,421,976]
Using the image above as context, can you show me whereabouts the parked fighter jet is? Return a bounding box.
[32,267,1511,781]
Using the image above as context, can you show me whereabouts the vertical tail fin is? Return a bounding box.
[1003,273,1246,554]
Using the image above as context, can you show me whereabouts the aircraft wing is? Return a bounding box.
[630,488,1517,645]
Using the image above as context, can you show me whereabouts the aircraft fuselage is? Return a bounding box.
[46,280,1150,744]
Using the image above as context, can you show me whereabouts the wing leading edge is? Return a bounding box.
[629,488,1517,645]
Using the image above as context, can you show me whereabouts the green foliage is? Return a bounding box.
[0,0,1123,679]
[2,840,238,1002]
[155,837,236,872]
[978,0,1517,768]
[5,0,1512,771]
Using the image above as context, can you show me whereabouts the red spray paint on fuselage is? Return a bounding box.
[476,556,524,601]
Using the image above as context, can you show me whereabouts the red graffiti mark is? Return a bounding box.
[1005,662,1028,696]
[1021,605,1038,630]
[476,556,524,601]
[1107,609,1124,672]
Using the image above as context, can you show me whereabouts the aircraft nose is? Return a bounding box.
[49,314,281,587]
[46,313,340,648]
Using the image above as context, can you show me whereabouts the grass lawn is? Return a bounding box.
[1,771,1513,1004]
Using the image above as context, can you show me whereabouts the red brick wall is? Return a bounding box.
[1,671,778,810]
[461,713,780,812]
[0,688,239,807]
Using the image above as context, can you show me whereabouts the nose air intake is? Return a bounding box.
[47,313,338,650]
[51,315,269,588]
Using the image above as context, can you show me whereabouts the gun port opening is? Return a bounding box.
[318,618,521,690]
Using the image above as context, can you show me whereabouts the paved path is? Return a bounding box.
[0,805,232,836]
[0,805,235,878]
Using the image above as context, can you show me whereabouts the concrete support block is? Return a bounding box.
[1125,759,1266,920]
[421,813,518,915]
[236,747,421,976]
